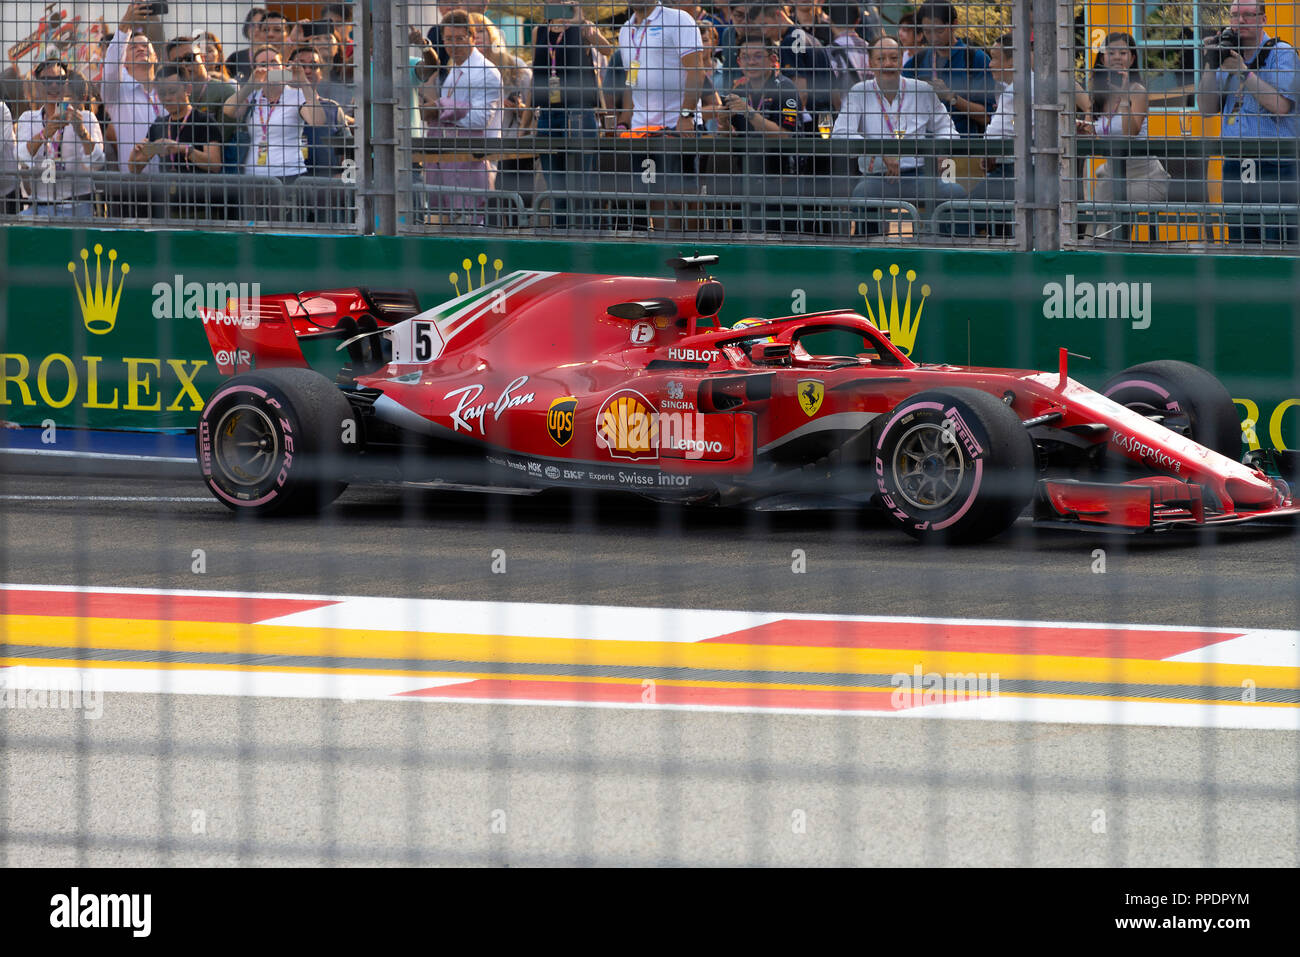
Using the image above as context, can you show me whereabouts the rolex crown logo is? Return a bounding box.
[68,244,129,335]
[857,264,929,358]
[449,252,504,296]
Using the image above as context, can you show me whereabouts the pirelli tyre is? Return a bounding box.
[197,368,354,515]
[874,388,1036,543]
[1102,360,1240,460]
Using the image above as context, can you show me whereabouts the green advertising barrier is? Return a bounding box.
[2,224,1299,450]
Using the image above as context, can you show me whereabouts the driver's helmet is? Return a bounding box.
[730,317,774,343]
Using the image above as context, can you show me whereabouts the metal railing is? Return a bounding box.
[1,0,1297,254]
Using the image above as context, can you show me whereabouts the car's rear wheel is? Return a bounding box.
[197,367,354,516]
[874,388,1036,543]
[1101,360,1240,460]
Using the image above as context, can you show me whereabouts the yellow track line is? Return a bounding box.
[2,614,1298,690]
[1,655,1293,708]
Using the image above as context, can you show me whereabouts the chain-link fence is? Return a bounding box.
[0,1,1297,249]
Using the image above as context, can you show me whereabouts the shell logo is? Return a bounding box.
[596,389,659,461]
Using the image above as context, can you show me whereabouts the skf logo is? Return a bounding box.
[596,389,658,461]
[68,244,129,335]
[857,264,929,357]
[547,396,577,447]
[797,379,824,417]
[449,252,504,296]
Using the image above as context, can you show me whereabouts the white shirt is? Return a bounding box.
[101,30,165,172]
[617,4,703,129]
[831,76,956,174]
[443,48,503,136]
[15,109,105,203]
[0,102,17,197]
[244,86,308,178]
[985,77,1033,165]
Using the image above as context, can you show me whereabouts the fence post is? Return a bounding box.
[354,0,370,234]
[1013,0,1034,248]
[369,0,398,236]
[1031,0,1062,251]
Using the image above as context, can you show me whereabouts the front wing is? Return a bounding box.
[1034,476,1300,532]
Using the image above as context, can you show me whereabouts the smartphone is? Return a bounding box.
[543,4,575,21]
[266,67,292,84]
[143,2,170,15]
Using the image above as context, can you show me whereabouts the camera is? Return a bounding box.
[543,4,576,21]
[1203,27,1240,70]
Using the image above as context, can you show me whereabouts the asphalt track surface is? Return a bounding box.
[2,470,1299,866]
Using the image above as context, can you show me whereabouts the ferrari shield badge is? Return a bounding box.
[797,379,824,418]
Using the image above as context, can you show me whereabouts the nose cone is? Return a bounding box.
[1225,471,1279,507]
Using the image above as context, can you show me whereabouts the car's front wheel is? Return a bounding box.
[1101,360,1240,460]
[197,367,354,516]
[874,388,1036,543]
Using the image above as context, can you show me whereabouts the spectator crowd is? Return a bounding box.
[0,1,1296,245]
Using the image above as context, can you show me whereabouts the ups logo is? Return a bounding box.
[547,396,577,446]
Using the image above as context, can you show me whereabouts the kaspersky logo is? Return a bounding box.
[449,252,504,296]
[68,244,129,335]
[857,264,929,357]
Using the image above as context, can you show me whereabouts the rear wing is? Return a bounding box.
[200,287,420,376]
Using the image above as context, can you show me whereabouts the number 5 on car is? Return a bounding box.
[391,318,445,364]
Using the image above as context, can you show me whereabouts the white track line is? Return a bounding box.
[0,496,214,503]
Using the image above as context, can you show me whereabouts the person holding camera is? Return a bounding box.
[1198,0,1299,244]
[128,64,220,176]
[420,10,503,225]
[224,45,327,181]
[1081,32,1169,240]
[103,3,164,172]
[15,58,104,217]
[166,36,235,137]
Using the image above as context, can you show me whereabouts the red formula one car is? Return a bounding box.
[196,256,1299,542]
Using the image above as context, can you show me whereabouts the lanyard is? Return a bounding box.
[255,92,272,143]
[547,30,562,77]
[873,82,904,136]
[631,6,658,64]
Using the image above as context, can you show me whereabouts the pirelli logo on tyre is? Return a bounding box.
[547,396,577,447]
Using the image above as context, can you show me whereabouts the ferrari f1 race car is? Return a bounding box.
[196,256,1299,542]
